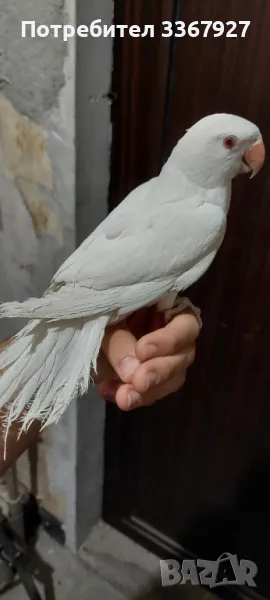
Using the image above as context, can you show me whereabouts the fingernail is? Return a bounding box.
[141,344,157,360]
[146,372,158,390]
[128,390,142,409]
[119,356,140,380]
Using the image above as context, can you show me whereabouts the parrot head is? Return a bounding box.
[173,113,265,188]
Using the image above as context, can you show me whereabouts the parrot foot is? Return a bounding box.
[164,296,202,328]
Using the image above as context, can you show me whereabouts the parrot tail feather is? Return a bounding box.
[0,315,109,451]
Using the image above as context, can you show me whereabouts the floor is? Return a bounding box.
[3,521,218,600]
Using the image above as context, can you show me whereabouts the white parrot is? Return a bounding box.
[0,113,265,437]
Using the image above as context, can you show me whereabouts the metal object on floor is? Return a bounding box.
[0,514,42,600]
[0,555,14,593]
[0,467,43,599]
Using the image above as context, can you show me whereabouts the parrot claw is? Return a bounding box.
[164,296,202,328]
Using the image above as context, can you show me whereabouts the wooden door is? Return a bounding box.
[104,2,270,597]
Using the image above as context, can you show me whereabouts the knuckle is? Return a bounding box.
[169,313,200,348]
[184,311,200,338]
[164,331,178,353]
[187,345,196,366]
[167,356,186,382]
[178,352,191,371]
[192,318,201,340]
[171,372,186,394]
[194,324,201,340]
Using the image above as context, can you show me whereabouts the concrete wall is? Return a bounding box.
[75,0,113,548]
[0,0,114,549]
[0,0,76,542]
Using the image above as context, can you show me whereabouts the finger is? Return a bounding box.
[131,348,194,395]
[101,322,140,382]
[92,350,116,384]
[136,311,200,362]
[141,371,187,407]
[112,370,187,410]
[98,378,121,403]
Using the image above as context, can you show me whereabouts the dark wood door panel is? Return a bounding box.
[165,0,270,154]
[105,1,270,597]
[110,0,175,208]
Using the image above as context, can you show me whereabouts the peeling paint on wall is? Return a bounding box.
[18,180,64,244]
[0,0,75,530]
[0,93,63,244]
[0,94,53,187]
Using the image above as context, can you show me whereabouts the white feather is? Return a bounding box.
[0,113,261,435]
[0,316,109,435]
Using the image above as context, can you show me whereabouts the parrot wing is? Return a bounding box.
[53,193,226,290]
[0,192,226,320]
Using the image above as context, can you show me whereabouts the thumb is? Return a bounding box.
[101,321,140,383]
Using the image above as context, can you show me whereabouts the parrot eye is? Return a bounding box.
[223,135,238,150]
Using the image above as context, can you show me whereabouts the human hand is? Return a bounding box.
[95,307,200,410]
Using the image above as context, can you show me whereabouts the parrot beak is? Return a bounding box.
[239,139,265,178]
